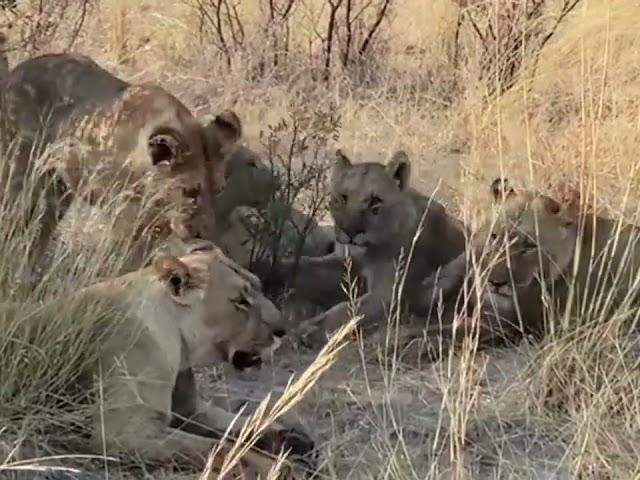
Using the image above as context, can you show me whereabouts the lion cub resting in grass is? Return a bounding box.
[213,144,336,269]
[3,241,315,478]
[406,177,640,361]
[289,149,467,344]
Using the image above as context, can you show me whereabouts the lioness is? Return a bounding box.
[214,144,282,224]
[482,177,640,329]
[399,234,537,363]
[7,240,315,477]
[415,176,640,355]
[293,149,467,342]
[0,53,241,275]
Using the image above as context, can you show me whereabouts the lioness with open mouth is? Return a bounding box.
[5,241,316,478]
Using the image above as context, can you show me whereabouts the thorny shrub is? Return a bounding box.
[242,105,341,294]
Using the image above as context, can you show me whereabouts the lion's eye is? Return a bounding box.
[523,239,537,250]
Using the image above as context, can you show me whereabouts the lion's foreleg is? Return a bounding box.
[99,405,266,477]
[401,290,527,363]
[169,370,315,474]
[299,291,388,345]
[172,399,315,476]
[412,251,470,316]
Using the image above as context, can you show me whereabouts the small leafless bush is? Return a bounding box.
[192,0,246,68]
[321,0,393,82]
[189,0,394,84]
[243,105,341,292]
[1,0,93,58]
[452,0,581,96]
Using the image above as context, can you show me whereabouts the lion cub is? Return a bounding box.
[407,176,640,361]
[296,149,466,342]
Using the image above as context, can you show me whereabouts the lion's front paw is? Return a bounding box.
[255,426,318,476]
[296,314,328,348]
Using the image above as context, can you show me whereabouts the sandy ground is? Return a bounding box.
[189,338,570,480]
[34,149,574,480]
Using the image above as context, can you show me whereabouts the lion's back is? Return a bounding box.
[1,53,128,140]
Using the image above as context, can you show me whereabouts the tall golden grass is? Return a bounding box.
[1,0,640,477]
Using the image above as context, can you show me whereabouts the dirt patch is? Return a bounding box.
[193,339,570,479]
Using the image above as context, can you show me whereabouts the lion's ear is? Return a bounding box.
[153,255,191,298]
[386,150,411,190]
[490,177,515,203]
[335,149,352,170]
[203,110,243,155]
[541,196,562,215]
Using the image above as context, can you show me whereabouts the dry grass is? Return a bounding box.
[1,0,640,478]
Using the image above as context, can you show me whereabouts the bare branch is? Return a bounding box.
[357,0,391,58]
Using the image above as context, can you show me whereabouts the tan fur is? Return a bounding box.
[395,245,530,364]
[411,177,640,360]
[0,53,242,277]
[9,241,314,476]
[0,33,7,81]
[292,149,466,343]
[481,178,640,329]
[217,205,337,268]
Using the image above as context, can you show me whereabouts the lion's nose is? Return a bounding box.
[272,328,286,338]
[344,225,365,242]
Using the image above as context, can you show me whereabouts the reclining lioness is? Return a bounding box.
[6,241,315,477]
[410,176,640,359]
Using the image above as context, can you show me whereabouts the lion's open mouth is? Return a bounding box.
[231,350,262,371]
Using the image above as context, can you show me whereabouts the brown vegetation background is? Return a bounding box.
[2,0,640,478]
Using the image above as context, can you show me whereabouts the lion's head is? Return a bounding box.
[476,178,579,300]
[329,149,419,249]
[141,241,285,371]
[214,144,281,220]
[97,91,243,244]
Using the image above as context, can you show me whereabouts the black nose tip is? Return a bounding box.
[345,226,365,242]
[273,329,286,338]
